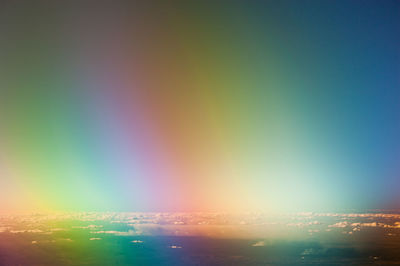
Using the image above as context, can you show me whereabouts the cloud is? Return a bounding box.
[252,241,265,247]
[59,238,73,242]
[169,245,182,249]
[10,229,43,233]
[91,230,138,236]
[329,222,350,228]
[89,238,101,241]
[91,230,120,234]
[131,240,143,243]
[360,222,378,227]
[73,225,103,229]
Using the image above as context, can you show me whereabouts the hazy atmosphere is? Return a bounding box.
[0,1,399,265]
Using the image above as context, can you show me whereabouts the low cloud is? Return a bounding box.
[252,241,265,247]
[10,229,43,233]
[169,245,182,249]
[91,230,138,236]
[329,222,350,228]
[73,225,103,229]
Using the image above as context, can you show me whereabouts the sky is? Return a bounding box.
[0,1,399,213]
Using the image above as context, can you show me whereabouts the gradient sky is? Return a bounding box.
[0,1,399,213]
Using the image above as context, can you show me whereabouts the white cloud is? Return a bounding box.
[169,245,182,249]
[91,230,120,234]
[10,229,43,233]
[73,225,103,229]
[329,222,350,228]
[91,230,138,236]
[360,222,378,227]
[252,241,265,247]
